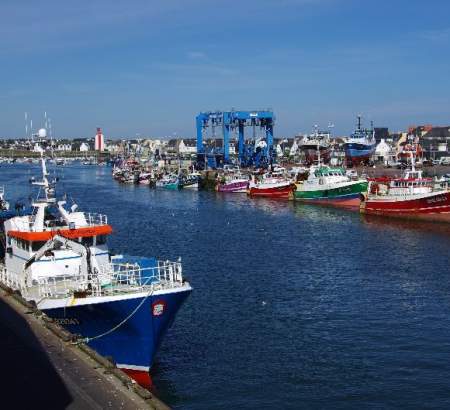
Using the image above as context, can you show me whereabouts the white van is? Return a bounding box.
[439,157,450,165]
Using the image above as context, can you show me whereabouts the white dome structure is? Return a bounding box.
[38,128,47,138]
[375,139,391,156]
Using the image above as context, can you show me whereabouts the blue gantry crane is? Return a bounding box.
[196,109,275,168]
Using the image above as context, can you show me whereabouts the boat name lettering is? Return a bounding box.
[427,195,446,204]
[54,318,80,325]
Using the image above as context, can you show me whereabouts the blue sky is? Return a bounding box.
[1,0,449,138]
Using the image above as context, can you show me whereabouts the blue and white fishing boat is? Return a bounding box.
[344,115,376,166]
[0,157,192,388]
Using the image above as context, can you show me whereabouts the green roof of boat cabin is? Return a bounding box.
[314,167,345,177]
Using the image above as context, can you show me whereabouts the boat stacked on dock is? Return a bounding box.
[0,156,192,388]
[299,125,331,164]
[344,115,376,166]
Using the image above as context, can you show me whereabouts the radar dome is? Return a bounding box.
[38,128,47,138]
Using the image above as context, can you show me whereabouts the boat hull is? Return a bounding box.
[301,147,330,164]
[181,183,199,190]
[217,180,248,193]
[344,143,376,165]
[248,184,295,199]
[361,191,450,222]
[156,182,179,190]
[43,288,191,389]
[294,181,368,208]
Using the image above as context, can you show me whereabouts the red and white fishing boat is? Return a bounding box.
[360,154,450,222]
[248,169,296,199]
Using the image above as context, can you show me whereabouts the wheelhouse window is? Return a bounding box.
[32,241,47,252]
[15,238,30,251]
[81,236,94,247]
[96,235,107,245]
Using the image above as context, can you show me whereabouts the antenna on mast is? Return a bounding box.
[49,117,54,158]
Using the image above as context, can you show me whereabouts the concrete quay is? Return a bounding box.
[0,284,170,410]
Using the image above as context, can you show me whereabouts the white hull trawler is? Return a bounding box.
[0,186,9,211]
[0,156,192,388]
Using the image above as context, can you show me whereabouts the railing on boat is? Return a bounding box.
[1,260,184,300]
[83,212,108,226]
[0,266,27,294]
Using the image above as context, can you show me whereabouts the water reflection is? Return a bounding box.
[361,214,450,237]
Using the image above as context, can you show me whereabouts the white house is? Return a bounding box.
[289,139,299,157]
[33,143,44,153]
[79,142,90,152]
[56,144,72,151]
[178,139,197,155]
[375,139,394,163]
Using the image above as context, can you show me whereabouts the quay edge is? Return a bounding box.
[0,280,171,410]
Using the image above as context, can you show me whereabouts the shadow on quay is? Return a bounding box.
[0,297,73,408]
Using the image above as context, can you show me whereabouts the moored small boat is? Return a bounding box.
[217,173,249,193]
[156,174,179,190]
[248,171,295,199]
[179,172,201,190]
[138,172,152,185]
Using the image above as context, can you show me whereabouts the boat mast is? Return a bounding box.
[410,151,416,173]
[314,125,321,167]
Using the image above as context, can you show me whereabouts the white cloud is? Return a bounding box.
[187,51,208,60]
[417,27,450,43]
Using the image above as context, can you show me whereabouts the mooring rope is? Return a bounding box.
[72,274,155,345]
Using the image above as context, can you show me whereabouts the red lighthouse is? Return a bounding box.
[95,127,105,151]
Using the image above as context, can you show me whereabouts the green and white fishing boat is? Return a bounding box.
[293,165,368,207]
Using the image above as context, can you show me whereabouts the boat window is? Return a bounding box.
[82,236,94,247]
[32,241,47,252]
[96,235,107,245]
[16,238,30,250]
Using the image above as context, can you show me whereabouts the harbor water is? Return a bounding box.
[2,163,450,409]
